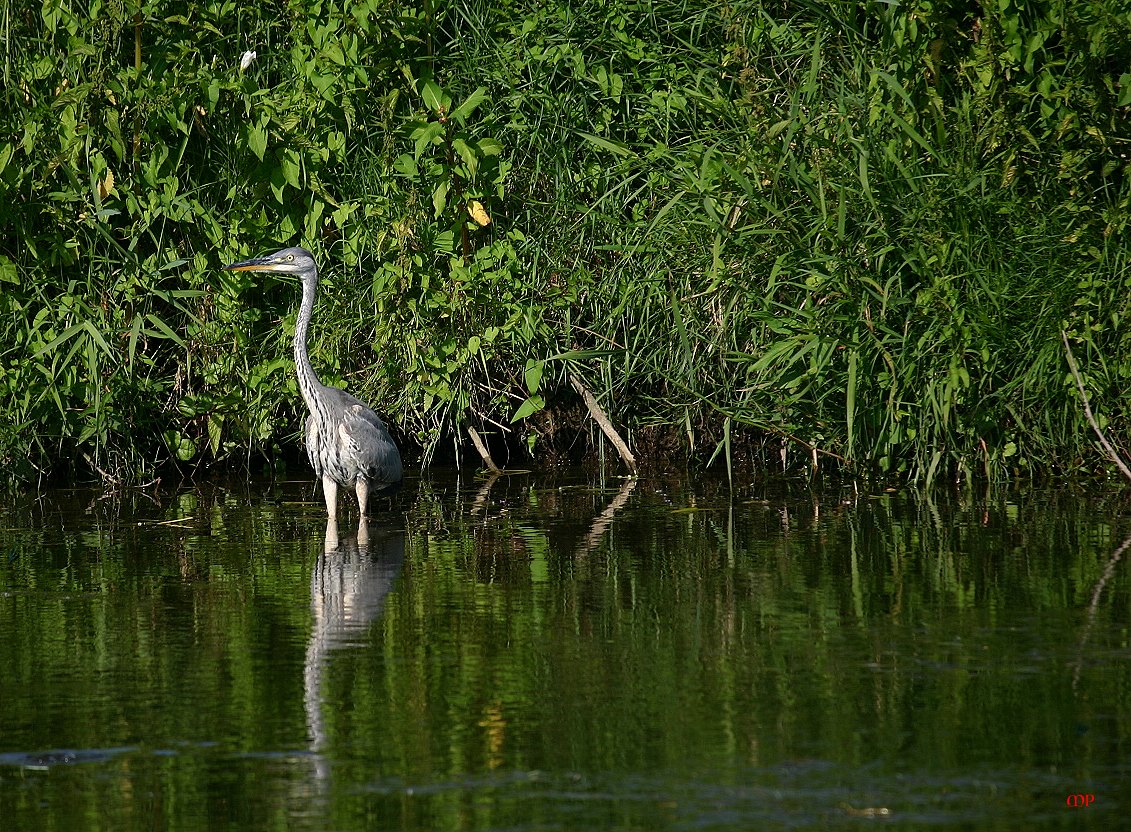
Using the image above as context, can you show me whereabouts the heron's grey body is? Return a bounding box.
[223,247,402,518]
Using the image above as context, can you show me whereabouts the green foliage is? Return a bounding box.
[2,0,1130,483]
[433,0,1131,480]
[374,75,559,459]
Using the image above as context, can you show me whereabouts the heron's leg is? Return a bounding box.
[324,518,339,553]
[322,475,338,520]
[355,476,369,517]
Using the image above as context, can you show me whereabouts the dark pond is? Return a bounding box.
[0,470,1127,830]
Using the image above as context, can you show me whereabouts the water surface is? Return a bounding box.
[1,471,1126,830]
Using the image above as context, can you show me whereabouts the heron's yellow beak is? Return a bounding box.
[223,255,288,272]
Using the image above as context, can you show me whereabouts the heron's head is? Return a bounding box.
[223,246,317,277]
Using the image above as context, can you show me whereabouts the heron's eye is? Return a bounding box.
[286,254,294,262]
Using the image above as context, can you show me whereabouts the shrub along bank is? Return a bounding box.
[2,1,1130,484]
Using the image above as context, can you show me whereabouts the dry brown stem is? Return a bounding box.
[467,425,501,474]
[1062,331,1131,483]
[569,374,638,475]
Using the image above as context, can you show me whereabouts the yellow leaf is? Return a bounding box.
[467,199,491,226]
[98,169,114,200]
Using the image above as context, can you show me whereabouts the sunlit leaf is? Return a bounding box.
[248,122,267,161]
[412,122,444,158]
[452,137,478,176]
[0,255,18,284]
[33,323,85,359]
[476,138,503,156]
[208,414,224,456]
[97,168,114,200]
[433,230,455,252]
[468,200,491,226]
[145,314,186,347]
[432,180,449,217]
[422,80,444,113]
[280,150,301,189]
[450,86,486,124]
[524,359,543,395]
[393,153,418,177]
[511,394,545,422]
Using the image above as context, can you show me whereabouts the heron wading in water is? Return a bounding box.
[223,247,403,520]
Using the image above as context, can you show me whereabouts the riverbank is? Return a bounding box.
[3,1,1129,484]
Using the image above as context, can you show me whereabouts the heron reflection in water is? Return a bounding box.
[223,247,403,520]
[304,522,405,781]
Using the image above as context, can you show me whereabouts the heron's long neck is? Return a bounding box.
[294,274,325,412]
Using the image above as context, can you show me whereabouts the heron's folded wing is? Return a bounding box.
[304,414,321,470]
[339,405,403,488]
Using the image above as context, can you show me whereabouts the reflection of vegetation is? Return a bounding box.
[1,477,1129,826]
[4,2,1131,484]
[396,478,1131,804]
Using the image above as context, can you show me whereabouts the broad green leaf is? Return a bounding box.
[393,153,418,177]
[476,138,503,156]
[412,121,444,158]
[269,164,286,204]
[450,86,486,124]
[1119,73,1131,106]
[280,149,301,189]
[311,73,336,98]
[511,394,545,422]
[422,80,444,113]
[432,180,449,217]
[0,254,17,284]
[433,230,455,252]
[451,137,477,176]
[248,122,267,161]
[175,432,195,461]
[208,414,224,456]
[525,359,544,395]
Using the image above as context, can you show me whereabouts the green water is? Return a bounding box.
[0,472,1126,830]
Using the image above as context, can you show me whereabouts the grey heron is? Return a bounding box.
[223,247,403,518]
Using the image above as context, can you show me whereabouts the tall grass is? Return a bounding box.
[2,0,1130,484]
[428,0,1131,481]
